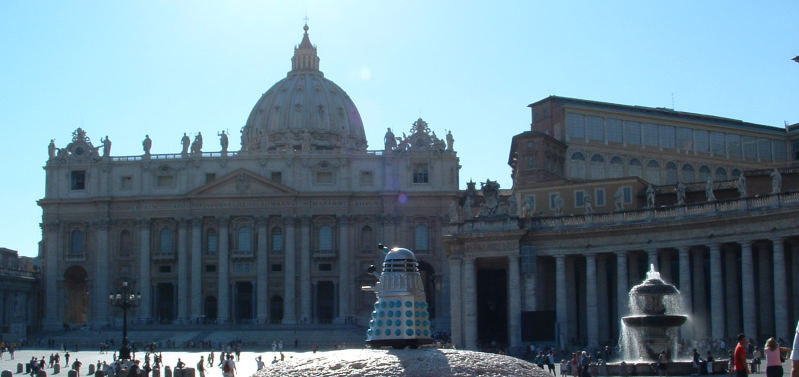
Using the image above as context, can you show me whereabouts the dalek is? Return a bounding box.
[362,245,434,348]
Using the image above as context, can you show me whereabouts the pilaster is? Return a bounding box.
[43,221,60,329]
[336,216,351,322]
[177,218,189,322]
[299,216,311,323]
[217,216,230,323]
[190,217,202,321]
[138,219,152,321]
[282,216,297,324]
[507,254,521,348]
[256,217,269,324]
[93,219,110,327]
[555,254,568,348]
[448,257,462,348]
[463,257,477,349]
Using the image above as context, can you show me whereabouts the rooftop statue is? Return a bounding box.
[181,133,190,156]
[384,128,396,151]
[191,132,203,155]
[446,130,454,151]
[101,135,112,157]
[142,135,152,156]
[219,130,229,154]
[48,139,56,160]
[771,168,782,194]
[705,176,716,202]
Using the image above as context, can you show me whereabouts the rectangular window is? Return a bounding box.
[566,113,585,140]
[270,171,282,184]
[205,173,216,183]
[694,130,709,153]
[676,127,693,151]
[659,125,675,149]
[623,186,632,204]
[757,138,772,161]
[574,190,585,207]
[318,263,332,272]
[586,116,604,141]
[742,136,757,160]
[595,188,605,207]
[413,163,429,183]
[606,118,623,143]
[359,171,374,186]
[316,171,333,184]
[549,193,561,210]
[527,155,536,168]
[525,195,536,214]
[642,123,659,147]
[774,141,787,161]
[205,264,217,273]
[623,121,641,145]
[271,264,282,272]
[711,132,725,154]
[272,233,283,252]
[120,176,132,190]
[70,170,86,190]
[726,134,742,158]
[157,175,174,187]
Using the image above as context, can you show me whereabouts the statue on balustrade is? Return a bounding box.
[770,168,782,194]
[646,184,656,208]
[736,174,747,198]
[219,130,229,154]
[384,128,396,151]
[705,176,716,202]
[553,194,564,216]
[584,194,593,215]
[446,130,454,151]
[48,139,57,160]
[142,135,152,156]
[614,188,624,211]
[675,182,686,205]
[181,133,191,156]
[101,136,112,157]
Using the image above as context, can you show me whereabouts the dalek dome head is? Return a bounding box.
[382,247,420,273]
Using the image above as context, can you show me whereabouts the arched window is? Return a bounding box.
[629,159,643,178]
[664,162,678,185]
[681,164,695,183]
[271,227,283,252]
[318,225,333,251]
[414,225,429,251]
[360,226,374,251]
[119,230,132,256]
[590,154,605,179]
[206,229,218,255]
[645,160,660,184]
[699,166,711,181]
[570,152,586,179]
[609,156,623,178]
[715,167,728,181]
[159,228,173,253]
[70,230,84,255]
[238,226,252,251]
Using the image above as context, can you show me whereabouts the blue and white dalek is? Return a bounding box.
[362,244,434,348]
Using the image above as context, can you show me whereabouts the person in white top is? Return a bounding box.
[791,321,799,377]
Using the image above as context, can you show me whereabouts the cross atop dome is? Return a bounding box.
[291,22,321,74]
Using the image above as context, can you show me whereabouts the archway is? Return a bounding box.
[270,295,283,324]
[234,282,254,323]
[418,261,436,318]
[64,266,88,326]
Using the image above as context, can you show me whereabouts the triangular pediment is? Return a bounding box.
[188,168,297,197]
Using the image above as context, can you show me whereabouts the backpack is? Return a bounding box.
[223,362,231,373]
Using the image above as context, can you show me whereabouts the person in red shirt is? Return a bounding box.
[735,333,750,377]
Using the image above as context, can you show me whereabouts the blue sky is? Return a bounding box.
[1,1,797,257]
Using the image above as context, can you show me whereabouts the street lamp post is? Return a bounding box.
[108,281,141,360]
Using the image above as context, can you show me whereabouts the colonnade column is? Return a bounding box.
[463,257,477,349]
[448,257,462,348]
[337,217,351,322]
[555,254,568,348]
[678,246,692,340]
[772,237,788,338]
[138,219,152,321]
[299,217,311,323]
[616,251,628,318]
[177,218,188,322]
[709,244,724,339]
[585,253,599,347]
[217,216,230,323]
[190,217,202,321]
[43,222,59,329]
[282,217,297,324]
[94,220,110,327]
[508,254,521,348]
[741,242,756,340]
[256,217,268,324]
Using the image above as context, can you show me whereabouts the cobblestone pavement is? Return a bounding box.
[0,349,303,377]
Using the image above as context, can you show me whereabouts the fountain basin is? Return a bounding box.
[622,315,687,328]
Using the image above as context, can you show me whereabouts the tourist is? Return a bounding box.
[753,346,762,373]
[65,351,70,366]
[548,351,556,375]
[255,356,264,371]
[175,358,185,370]
[656,352,667,377]
[222,353,236,377]
[197,356,205,377]
[579,351,591,377]
[790,320,799,377]
[571,353,579,377]
[208,351,214,367]
[734,334,750,377]
[707,351,715,375]
[72,358,82,375]
[128,360,141,377]
[764,337,790,377]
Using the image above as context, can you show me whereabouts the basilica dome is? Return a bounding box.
[240,25,367,153]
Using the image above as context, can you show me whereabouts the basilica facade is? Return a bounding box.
[39,25,459,330]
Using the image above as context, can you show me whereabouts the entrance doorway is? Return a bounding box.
[64,266,88,325]
[204,296,217,323]
[270,295,283,324]
[155,283,175,323]
[317,281,335,323]
[477,268,508,349]
[234,282,253,323]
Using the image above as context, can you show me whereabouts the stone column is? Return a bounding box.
[757,242,774,337]
[647,249,658,270]
[678,246,692,340]
[43,222,60,329]
[177,218,188,322]
[772,237,789,338]
[596,254,610,342]
[93,220,110,327]
[507,254,521,348]
[217,217,229,323]
[616,251,628,319]
[190,218,202,321]
[523,272,537,311]
[709,243,724,339]
[463,257,477,349]
[791,240,799,331]
[585,253,599,347]
[256,217,269,324]
[299,217,311,323]
[138,219,152,321]
[741,242,756,341]
[337,217,351,322]
[448,257,463,348]
[692,250,708,338]
[555,254,568,348]
[282,217,297,324]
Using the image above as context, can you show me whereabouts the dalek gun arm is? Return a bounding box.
[361,264,381,292]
